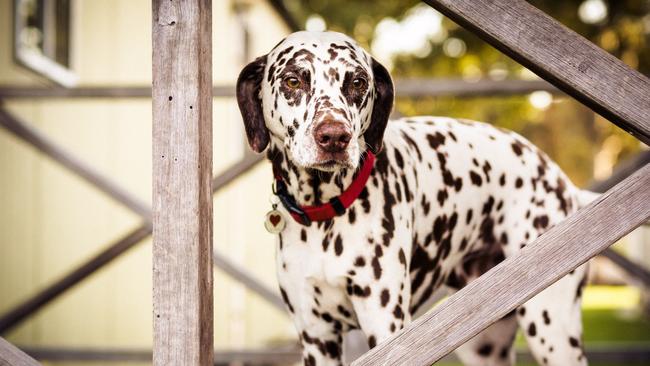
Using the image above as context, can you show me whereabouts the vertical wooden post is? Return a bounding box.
[152,1,213,365]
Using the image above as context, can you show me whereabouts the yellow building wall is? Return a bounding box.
[0,0,295,362]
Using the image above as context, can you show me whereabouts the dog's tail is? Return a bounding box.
[576,189,600,209]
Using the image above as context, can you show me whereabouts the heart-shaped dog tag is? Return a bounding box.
[264,209,286,233]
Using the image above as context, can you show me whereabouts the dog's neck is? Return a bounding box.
[266,140,358,206]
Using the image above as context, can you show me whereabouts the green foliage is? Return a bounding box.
[281,0,648,184]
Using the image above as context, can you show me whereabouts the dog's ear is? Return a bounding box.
[364,57,394,154]
[236,55,269,153]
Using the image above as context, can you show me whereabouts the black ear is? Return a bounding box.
[364,58,394,154]
[236,55,269,153]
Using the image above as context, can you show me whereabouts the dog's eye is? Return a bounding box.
[352,77,367,90]
[285,77,301,89]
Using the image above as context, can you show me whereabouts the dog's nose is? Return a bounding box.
[313,122,352,153]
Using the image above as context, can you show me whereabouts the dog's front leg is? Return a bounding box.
[348,248,411,348]
[298,323,344,366]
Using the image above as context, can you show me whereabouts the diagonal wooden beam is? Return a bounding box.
[0,225,152,334]
[422,0,650,145]
[213,252,285,311]
[589,151,650,193]
[353,164,650,366]
[0,337,41,366]
[0,108,151,221]
[0,79,561,99]
[600,248,650,287]
[0,154,275,335]
[589,151,650,287]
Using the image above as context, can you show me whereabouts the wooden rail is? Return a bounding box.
[353,164,650,365]
[152,0,213,364]
[0,109,151,220]
[0,337,40,366]
[15,344,650,365]
[0,79,560,99]
[0,125,271,334]
[422,0,650,145]
[19,345,301,365]
[352,1,650,363]
[0,226,151,333]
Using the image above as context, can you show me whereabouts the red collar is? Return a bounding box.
[272,151,376,225]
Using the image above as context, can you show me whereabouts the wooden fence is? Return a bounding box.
[352,0,650,365]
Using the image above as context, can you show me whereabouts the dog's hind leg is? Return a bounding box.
[452,303,518,366]
[517,263,589,366]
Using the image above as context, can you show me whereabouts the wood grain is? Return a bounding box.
[0,109,151,220]
[0,79,559,99]
[423,0,650,145]
[0,154,270,335]
[0,337,40,366]
[352,164,650,366]
[0,225,151,334]
[152,0,213,365]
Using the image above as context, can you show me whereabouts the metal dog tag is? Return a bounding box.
[264,209,285,233]
[264,195,285,233]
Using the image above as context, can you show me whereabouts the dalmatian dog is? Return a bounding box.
[237,31,593,366]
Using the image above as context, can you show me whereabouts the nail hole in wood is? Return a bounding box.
[168,96,172,101]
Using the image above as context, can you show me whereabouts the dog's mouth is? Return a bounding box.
[311,159,352,171]
[309,153,353,171]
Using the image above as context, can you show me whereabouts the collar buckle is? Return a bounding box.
[273,179,312,225]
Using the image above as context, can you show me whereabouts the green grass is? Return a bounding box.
[436,286,650,365]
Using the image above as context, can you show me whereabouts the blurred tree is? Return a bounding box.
[281,0,648,185]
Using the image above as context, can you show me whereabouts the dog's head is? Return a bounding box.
[236,31,394,171]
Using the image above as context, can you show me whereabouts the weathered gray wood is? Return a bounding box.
[588,152,650,287]
[15,344,650,365]
[19,345,301,365]
[353,164,650,366]
[0,86,232,99]
[0,109,151,220]
[589,151,650,193]
[0,337,40,366]
[152,1,213,365]
[0,225,151,334]
[0,79,559,99]
[212,251,285,311]
[395,79,560,98]
[0,154,272,335]
[422,0,650,145]
[601,248,650,287]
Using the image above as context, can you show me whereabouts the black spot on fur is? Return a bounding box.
[279,287,294,313]
[528,322,537,337]
[477,343,493,357]
[533,215,549,229]
[427,132,446,149]
[469,171,483,186]
[515,177,523,188]
[372,256,382,279]
[380,289,390,307]
[368,335,377,348]
[334,235,343,256]
[354,256,366,267]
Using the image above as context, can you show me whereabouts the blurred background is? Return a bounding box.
[0,0,648,365]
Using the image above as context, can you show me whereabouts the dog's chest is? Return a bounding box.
[278,223,364,285]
